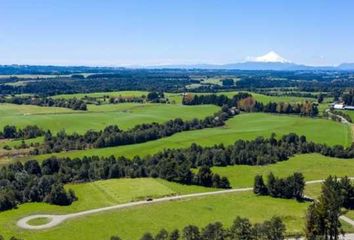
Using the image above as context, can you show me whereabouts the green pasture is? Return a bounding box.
[0,103,218,134]
[52,91,149,100]
[343,110,354,121]
[31,113,351,161]
[0,192,310,239]
[1,154,354,239]
[212,153,354,188]
[51,90,325,105]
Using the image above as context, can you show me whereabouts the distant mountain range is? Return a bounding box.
[146,62,308,71]
[147,51,354,71]
[144,52,354,71]
[1,52,354,73]
[143,62,354,71]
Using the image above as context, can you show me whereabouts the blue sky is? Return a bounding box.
[1,0,354,66]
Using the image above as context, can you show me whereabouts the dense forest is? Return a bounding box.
[1,68,354,96]
[0,72,195,95]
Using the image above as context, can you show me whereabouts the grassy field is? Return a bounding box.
[343,110,354,121]
[0,103,218,134]
[212,153,354,188]
[52,91,149,100]
[0,191,310,239]
[31,113,351,161]
[1,154,354,239]
[165,91,324,105]
[65,178,214,211]
[50,90,325,105]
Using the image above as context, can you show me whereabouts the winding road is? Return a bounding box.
[16,177,354,232]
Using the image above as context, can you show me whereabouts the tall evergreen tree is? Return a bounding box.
[253,175,268,195]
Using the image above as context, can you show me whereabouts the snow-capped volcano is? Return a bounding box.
[248,51,290,63]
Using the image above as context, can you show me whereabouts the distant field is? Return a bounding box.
[0,103,74,115]
[52,91,149,100]
[31,113,351,161]
[212,153,354,188]
[0,74,70,79]
[51,90,325,105]
[0,103,218,133]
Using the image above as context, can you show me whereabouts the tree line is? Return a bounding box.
[0,153,231,211]
[0,71,195,95]
[32,93,250,154]
[110,216,286,240]
[305,176,354,240]
[254,172,305,200]
[33,116,228,154]
[0,96,87,110]
[182,92,252,107]
[0,125,44,140]
[3,132,354,211]
[183,94,319,117]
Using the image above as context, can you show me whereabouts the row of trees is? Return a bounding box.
[3,132,354,211]
[34,116,228,153]
[109,92,167,104]
[0,155,230,211]
[0,125,44,139]
[33,94,249,153]
[305,176,354,240]
[182,92,252,107]
[254,173,305,200]
[110,216,286,240]
[0,96,87,110]
[183,93,319,117]
[0,72,194,95]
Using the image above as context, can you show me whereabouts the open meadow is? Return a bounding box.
[30,112,352,162]
[0,191,310,240]
[0,103,218,133]
[1,166,353,240]
[212,153,354,188]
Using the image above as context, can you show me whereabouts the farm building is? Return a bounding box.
[331,102,354,110]
[332,103,344,109]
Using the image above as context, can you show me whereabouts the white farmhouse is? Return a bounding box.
[333,103,345,110]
